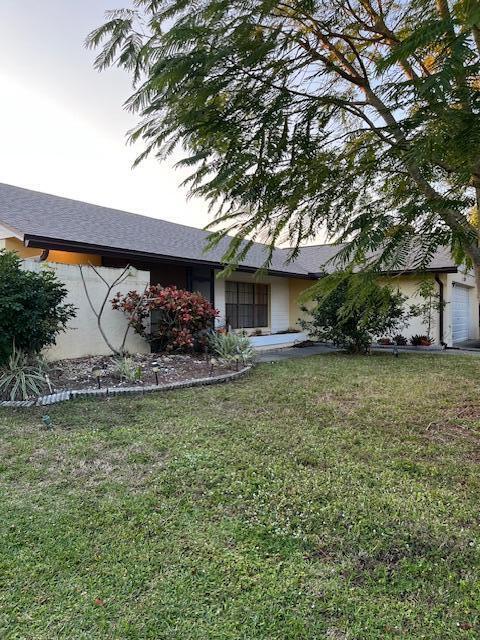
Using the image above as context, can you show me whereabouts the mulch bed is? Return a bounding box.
[48,353,236,392]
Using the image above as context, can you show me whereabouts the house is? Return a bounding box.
[0,182,478,358]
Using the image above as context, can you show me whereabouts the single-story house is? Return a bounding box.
[0,182,478,359]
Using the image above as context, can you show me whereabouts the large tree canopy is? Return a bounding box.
[88,0,480,274]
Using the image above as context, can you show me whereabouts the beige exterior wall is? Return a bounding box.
[2,237,44,259]
[288,278,314,329]
[380,274,442,343]
[287,274,444,340]
[4,225,478,348]
[287,271,480,347]
[2,236,102,265]
[22,261,150,361]
[214,270,291,334]
[384,271,479,346]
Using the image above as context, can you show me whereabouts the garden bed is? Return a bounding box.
[47,353,237,392]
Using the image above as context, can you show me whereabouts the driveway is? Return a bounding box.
[257,344,337,362]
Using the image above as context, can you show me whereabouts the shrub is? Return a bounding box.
[0,346,51,401]
[113,356,142,382]
[410,334,432,346]
[393,334,408,346]
[112,285,219,352]
[378,337,393,345]
[208,332,255,366]
[300,272,407,354]
[0,251,76,363]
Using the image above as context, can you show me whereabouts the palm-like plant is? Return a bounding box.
[0,346,50,401]
[209,332,255,366]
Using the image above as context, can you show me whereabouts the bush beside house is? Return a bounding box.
[0,251,76,400]
[0,250,76,364]
[300,272,407,353]
[112,285,219,352]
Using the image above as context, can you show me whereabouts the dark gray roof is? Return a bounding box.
[287,243,458,275]
[282,243,348,274]
[0,182,458,277]
[0,183,309,277]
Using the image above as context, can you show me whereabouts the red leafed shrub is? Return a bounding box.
[112,285,219,351]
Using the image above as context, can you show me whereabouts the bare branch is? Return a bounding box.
[79,264,134,356]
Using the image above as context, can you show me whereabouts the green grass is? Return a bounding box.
[1,353,479,639]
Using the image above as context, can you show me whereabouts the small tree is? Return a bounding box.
[0,251,76,363]
[300,273,407,353]
[79,263,148,356]
[409,279,445,341]
[112,285,219,352]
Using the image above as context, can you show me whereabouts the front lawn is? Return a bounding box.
[1,354,479,639]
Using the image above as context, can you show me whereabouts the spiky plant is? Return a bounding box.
[0,346,50,401]
[208,332,255,366]
[113,356,143,382]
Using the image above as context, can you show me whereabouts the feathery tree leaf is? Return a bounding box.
[87,0,480,283]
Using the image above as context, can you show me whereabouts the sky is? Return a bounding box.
[0,0,211,227]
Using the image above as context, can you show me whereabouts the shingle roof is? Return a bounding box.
[0,182,458,277]
[0,183,309,277]
[287,243,458,275]
[281,243,348,274]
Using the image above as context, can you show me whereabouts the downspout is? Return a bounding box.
[435,274,445,347]
[209,268,215,306]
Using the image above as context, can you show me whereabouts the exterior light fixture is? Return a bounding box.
[92,368,102,388]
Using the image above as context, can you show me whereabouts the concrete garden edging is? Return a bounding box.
[0,366,253,409]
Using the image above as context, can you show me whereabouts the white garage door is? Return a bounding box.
[452,285,470,343]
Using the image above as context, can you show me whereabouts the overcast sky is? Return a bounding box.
[0,0,211,227]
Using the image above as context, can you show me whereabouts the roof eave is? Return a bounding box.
[311,266,458,277]
[24,234,314,279]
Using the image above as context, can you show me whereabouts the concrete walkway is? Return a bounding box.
[257,344,337,362]
[257,343,480,362]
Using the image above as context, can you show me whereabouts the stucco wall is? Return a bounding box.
[385,271,479,346]
[288,278,314,329]
[2,236,102,265]
[382,274,442,343]
[286,273,444,342]
[214,270,291,334]
[22,261,150,360]
[287,272,480,346]
[2,237,45,260]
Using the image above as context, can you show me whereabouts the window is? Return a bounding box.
[225,282,269,329]
[190,267,214,304]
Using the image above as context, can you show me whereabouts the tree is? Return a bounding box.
[87,1,480,282]
[78,263,148,357]
[300,272,407,353]
[0,251,76,363]
[408,279,445,340]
